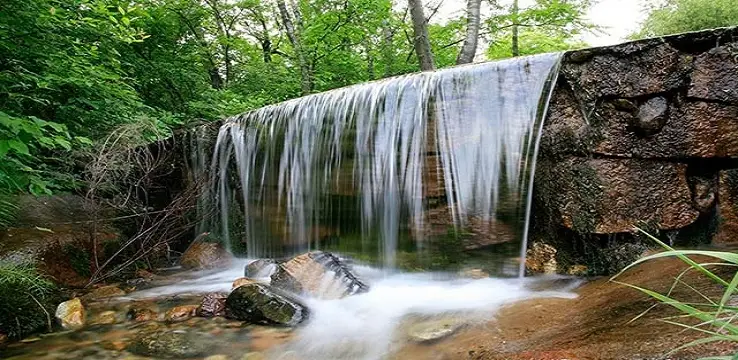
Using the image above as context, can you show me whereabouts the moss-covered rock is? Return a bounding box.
[224,283,308,326]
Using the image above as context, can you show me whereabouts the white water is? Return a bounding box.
[129,260,579,360]
[202,54,562,273]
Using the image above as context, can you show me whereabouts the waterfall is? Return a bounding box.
[205,53,561,275]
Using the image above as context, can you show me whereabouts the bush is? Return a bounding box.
[0,262,58,339]
[612,228,738,359]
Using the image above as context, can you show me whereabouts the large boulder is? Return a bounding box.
[180,241,231,270]
[244,259,277,278]
[224,283,308,326]
[270,251,368,299]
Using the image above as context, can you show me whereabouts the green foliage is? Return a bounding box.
[63,244,92,277]
[613,228,738,359]
[634,0,738,38]
[485,0,595,59]
[0,262,57,338]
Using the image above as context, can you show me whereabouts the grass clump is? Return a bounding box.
[612,227,738,359]
[0,262,57,339]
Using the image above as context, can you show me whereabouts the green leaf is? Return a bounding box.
[0,141,9,158]
[8,140,30,156]
[75,136,94,146]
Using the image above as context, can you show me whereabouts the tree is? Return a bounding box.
[408,0,435,71]
[634,0,738,38]
[485,0,595,58]
[457,0,483,64]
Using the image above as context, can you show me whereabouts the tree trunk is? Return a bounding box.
[456,0,482,64]
[276,0,312,94]
[511,0,520,57]
[408,0,435,71]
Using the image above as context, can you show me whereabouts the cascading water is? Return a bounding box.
[206,53,561,275]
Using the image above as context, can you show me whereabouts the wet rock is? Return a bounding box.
[103,340,128,351]
[241,352,265,360]
[180,241,232,270]
[632,97,669,136]
[459,269,489,279]
[83,285,126,300]
[715,169,738,245]
[567,265,589,276]
[225,283,309,326]
[271,251,369,299]
[537,158,699,234]
[55,298,85,329]
[0,332,8,346]
[526,243,558,275]
[600,242,651,274]
[245,259,277,277]
[689,45,738,104]
[233,277,257,289]
[127,307,158,322]
[198,293,228,318]
[407,318,464,343]
[165,305,199,323]
[91,310,117,325]
[204,355,230,360]
[128,330,214,359]
[690,175,717,213]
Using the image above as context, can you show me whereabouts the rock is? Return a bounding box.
[715,169,738,245]
[689,45,738,104]
[91,310,117,325]
[83,285,126,300]
[632,96,669,136]
[55,298,85,329]
[225,283,309,326]
[407,318,464,343]
[690,175,717,213]
[233,277,257,289]
[180,241,232,270]
[537,158,699,234]
[103,340,128,351]
[198,292,228,318]
[241,352,265,360]
[204,355,230,360]
[165,305,199,323]
[567,265,589,276]
[127,307,158,322]
[271,251,369,299]
[459,269,489,279]
[245,259,277,278]
[0,332,8,346]
[128,330,214,359]
[526,243,558,275]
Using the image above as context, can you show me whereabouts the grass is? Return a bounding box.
[0,261,57,339]
[612,227,738,359]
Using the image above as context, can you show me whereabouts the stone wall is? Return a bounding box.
[533,27,738,272]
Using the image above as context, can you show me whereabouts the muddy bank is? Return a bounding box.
[397,255,737,360]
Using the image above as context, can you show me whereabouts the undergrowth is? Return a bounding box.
[0,262,58,339]
[612,227,738,360]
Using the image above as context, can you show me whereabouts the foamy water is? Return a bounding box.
[129,260,579,360]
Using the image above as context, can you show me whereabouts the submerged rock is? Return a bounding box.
[127,305,158,322]
[225,283,308,326]
[165,305,199,323]
[459,269,489,279]
[198,292,228,318]
[83,285,126,300]
[128,330,214,358]
[406,318,465,343]
[91,310,118,325]
[245,259,277,277]
[271,251,369,299]
[55,298,85,329]
[180,241,231,270]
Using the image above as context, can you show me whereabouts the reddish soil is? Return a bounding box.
[397,256,738,360]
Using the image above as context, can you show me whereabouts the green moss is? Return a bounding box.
[0,262,58,339]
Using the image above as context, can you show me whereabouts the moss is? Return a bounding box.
[0,262,59,339]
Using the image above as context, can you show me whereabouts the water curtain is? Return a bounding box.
[205,53,561,275]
